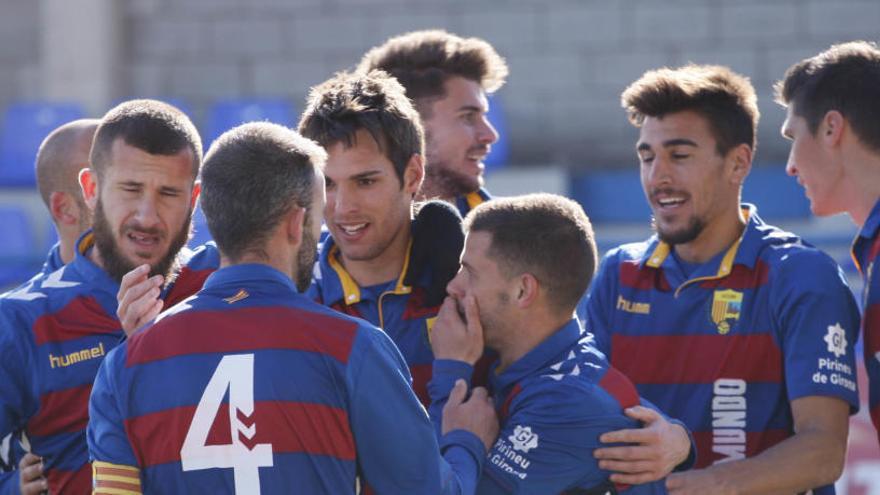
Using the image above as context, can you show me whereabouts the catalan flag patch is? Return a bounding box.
[93,461,142,495]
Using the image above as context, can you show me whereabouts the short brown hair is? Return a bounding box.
[775,40,880,153]
[90,99,202,180]
[464,193,597,314]
[621,64,759,155]
[357,30,508,113]
[201,122,326,262]
[298,70,424,186]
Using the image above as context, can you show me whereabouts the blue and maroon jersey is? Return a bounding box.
[87,263,486,495]
[428,319,667,494]
[40,242,64,276]
[307,236,442,406]
[0,232,223,494]
[0,233,127,493]
[851,198,880,446]
[163,241,220,308]
[585,205,860,491]
[0,242,63,490]
[454,187,492,218]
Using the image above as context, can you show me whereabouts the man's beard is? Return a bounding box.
[653,215,706,246]
[92,198,191,284]
[424,160,482,199]
[294,215,318,292]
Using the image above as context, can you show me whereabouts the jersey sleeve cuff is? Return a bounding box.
[429,360,474,402]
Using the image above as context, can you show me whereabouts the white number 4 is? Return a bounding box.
[181,354,273,493]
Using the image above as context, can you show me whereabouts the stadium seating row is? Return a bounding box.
[0,96,511,187]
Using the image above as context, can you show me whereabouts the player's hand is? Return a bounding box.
[667,468,735,495]
[18,453,47,495]
[117,264,164,336]
[442,380,499,452]
[594,405,691,484]
[431,296,484,365]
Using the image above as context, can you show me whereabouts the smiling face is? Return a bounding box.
[422,76,498,198]
[86,138,198,282]
[781,105,845,217]
[637,110,740,246]
[324,129,421,267]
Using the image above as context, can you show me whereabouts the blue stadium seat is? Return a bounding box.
[188,205,213,248]
[204,99,296,149]
[484,94,510,173]
[0,102,86,187]
[0,205,40,289]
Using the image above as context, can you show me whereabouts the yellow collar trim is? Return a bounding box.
[328,238,414,305]
[646,207,751,276]
[645,242,671,268]
[77,232,95,255]
[392,238,414,294]
[466,191,484,210]
[328,244,362,305]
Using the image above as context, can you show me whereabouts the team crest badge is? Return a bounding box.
[711,289,742,335]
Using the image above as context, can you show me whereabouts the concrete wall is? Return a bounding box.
[4,0,880,168]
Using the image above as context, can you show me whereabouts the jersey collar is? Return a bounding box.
[492,318,584,393]
[640,204,768,287]
[318,236,414,306]
[851,197,880,273]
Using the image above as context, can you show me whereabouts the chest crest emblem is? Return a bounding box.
[711,289,742,335]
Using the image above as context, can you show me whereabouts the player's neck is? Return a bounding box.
[674,206,746,265]
[340,224,412,288]
[494,310,569,374]
[58,231,79,265]
[842,149,880,227]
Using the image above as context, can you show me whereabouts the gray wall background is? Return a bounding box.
[1,0,879,168]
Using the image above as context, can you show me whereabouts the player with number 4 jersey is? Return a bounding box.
[88,264,486,494]
[88,122,497,495]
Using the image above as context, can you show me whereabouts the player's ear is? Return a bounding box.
[820,110,845,147]
[285,205,306,247]
[189,181,201,211]
[79,168,98,210]
[403,153,424,197]
[515,272,540,308]
[728,143,752,187]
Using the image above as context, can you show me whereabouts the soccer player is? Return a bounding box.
[299,70,488,405]
[34,118,100,274]
[585,64,860,494]
[0,118,98,487]
[427,193,668,493]
[88,121,499,494]
[0,99,205,494]
[357,29,507,216]
[776,40,880,447]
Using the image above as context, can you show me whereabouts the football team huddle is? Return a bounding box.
[1,29,879,495]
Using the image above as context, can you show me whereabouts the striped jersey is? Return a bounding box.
[87,263,485,495]
[585,206,860,493]
[307,236,443,406]
[851,198,880,446]
[0,242,64,488]
[428,319,668,494]
[0,231,219,494]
